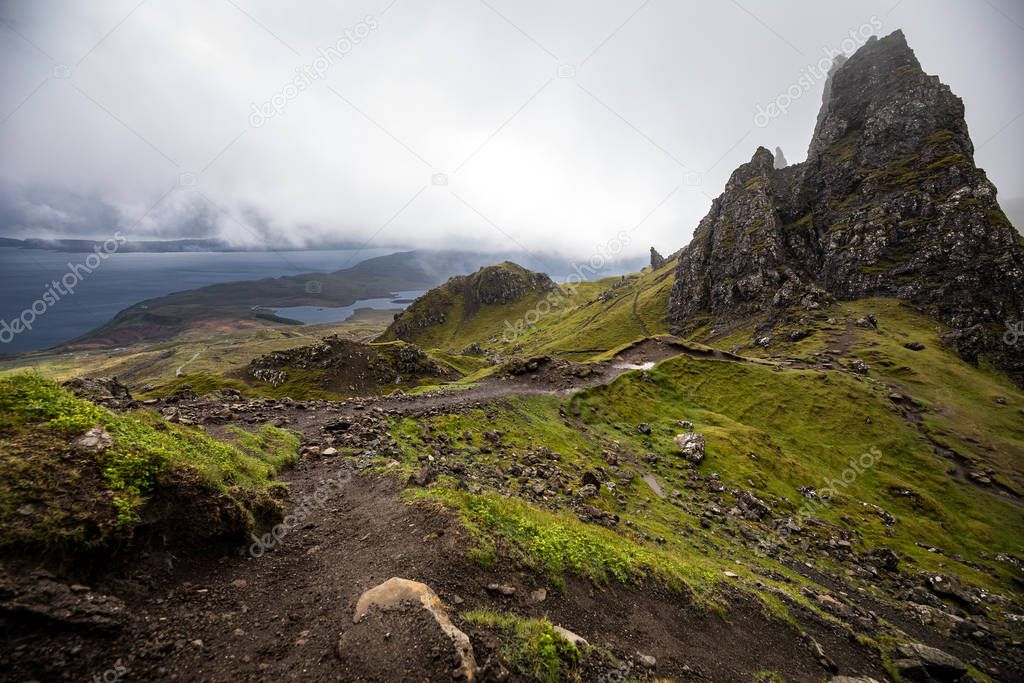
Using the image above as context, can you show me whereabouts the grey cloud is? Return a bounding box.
[0,0,1021,258]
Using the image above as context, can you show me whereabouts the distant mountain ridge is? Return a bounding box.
[667,30,1024,382]
[0,237,244,253]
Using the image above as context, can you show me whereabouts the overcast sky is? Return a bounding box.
[0,0,1021,257]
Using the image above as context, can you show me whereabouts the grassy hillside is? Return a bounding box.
[382,258,677,360]
[382,295,1024,669]
[709,298,1024,494]
[0,311,394,396]
[392,348,1022,591]
[0,373,297,559]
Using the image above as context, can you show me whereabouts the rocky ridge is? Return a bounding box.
[668,30,1024,383]
[246,335,454,393]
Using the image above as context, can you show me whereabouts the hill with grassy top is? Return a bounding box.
[380,262,556,349]
[379,257,677,361]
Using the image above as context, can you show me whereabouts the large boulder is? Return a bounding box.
[893,642,967,681]
[650,247,667,270]
[674,432,706,464]
[339,577,477,681]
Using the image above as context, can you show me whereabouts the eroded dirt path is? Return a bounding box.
[3,446,887,683]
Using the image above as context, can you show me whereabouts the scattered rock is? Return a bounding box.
[674,432,706,465]
[410,464,436,487]
[577,505,618,527]
[324,419,351,432]
[460,343,484,357]
[923,574,976,609]
[816,594,854,619]
[0,575,127,629]
[855,314,877,330]
[735,490,771,519]
[967,470,991,486]
[62,376,132,406]
[808,636,837,673]
[904,342,925,351]
[863,547,899,572]
[71,427,113,454]
[636,653,657,669]
[848,360,870,375]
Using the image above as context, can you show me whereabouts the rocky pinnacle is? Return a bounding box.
[668,30,1024,383]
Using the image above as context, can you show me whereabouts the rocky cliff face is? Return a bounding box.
[668,30,1024,381]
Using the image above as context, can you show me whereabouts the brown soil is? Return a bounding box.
[1,467,887,682]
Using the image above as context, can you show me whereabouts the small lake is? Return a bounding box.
[271,290,425,324]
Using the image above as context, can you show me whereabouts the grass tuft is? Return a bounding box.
[463,609,581,683]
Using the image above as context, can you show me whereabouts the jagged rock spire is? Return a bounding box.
[669,30,1024,384]
[650,247,666,270]
[773,147,788,169]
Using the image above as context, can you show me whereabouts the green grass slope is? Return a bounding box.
[0,311,396,399]
[710,298,1024,494]
[0,373,296,560]
[382,258,677,361]
[383,297,1023,655]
